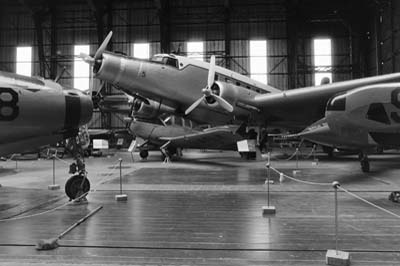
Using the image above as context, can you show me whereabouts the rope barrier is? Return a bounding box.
[0,159,123,222]
[0,191,89,222]
[303,145,317,159]
[270,167,331,186]
[91,161,122,191]
[270,165,400,220]
[285,149,299,161]
[337,185,400,220]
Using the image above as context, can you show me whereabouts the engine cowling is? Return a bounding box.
[325,83,400,133]
[204,81,240,108]
[132,98,175,119]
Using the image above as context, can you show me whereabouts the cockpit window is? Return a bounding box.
[326,93,346,111]
[151,56,178,68]
[163,57,178,68]
[151,56,163,63]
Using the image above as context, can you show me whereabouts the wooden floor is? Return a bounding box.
[0,149,400,265]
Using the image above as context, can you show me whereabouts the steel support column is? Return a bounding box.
[224,0,231,70]
[156,0,171,54]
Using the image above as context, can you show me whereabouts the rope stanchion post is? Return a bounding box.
[262,152,276,215]
[326,181,351,266]
[293,148,302,177]
[311,145,319,166]
[48,155,60,190]
[115,158,128,202]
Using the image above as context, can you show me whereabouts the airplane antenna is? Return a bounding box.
[54,66,67,83]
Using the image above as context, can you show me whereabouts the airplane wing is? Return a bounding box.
[159,125,244,150]
[252,73,400,129]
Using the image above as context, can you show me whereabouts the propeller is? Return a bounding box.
[184,55,233,115]
[79,31,113,96]
[79,31,113,65]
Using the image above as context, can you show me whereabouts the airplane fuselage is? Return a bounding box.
[95,52,280,125]
[0,71,92,156]
[298,83,400,150]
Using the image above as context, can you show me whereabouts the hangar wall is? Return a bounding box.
[0,0,398,129]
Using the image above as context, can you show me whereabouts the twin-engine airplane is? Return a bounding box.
[0,70,93,198]
[82,31,400,172]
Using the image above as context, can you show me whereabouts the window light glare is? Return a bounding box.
[16,46,32,76]
[74,45,90,91]
[314,38,332,85]
[250,40,267,84]
[187,41,204,61]
[133,43,150,59]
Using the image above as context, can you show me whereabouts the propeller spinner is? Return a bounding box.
[185,55,233,115]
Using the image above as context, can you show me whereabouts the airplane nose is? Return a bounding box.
[79,93,93,126]
[64,90,93,129]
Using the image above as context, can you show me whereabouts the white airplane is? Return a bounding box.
[0,70,93,198]
[81,32,400,172]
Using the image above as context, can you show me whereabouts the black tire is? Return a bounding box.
[65,174,90,200]
[139,150,149,159]
[361,160,370,173]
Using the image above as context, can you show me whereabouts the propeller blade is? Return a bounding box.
[94,31,113,61]
[185,95,205,115]
[213,94,234,112]
[54,66,67,83]
[89,65,94,96]
[79,53,94,64]
[207,55,216,88]
[163,115,172,125]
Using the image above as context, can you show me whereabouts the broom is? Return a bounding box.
[36,205,103,250]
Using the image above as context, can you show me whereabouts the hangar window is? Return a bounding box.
[133,43,150,59]
[313,38,332,86]
[74,45,90,91]
[250,40,267,84]
[187,41,204,61]
[16,46,32,76]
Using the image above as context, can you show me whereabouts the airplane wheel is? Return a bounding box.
[361,160,370,173]
[139,150,149,159]
[65,174,90,200]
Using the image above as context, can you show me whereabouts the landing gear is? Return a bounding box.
[65,173,90,200]
[359,152,370,173]
[64,128,91,200]
[322,146,334,158]
[139,150,149,159]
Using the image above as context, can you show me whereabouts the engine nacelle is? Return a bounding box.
[203,81,239,107]
[132,98,175,119]
[325,83,400,134]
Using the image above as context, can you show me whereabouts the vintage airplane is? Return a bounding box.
[0,70,93,198]
[93,92,245,160]
[81,31,400,172]
[286,83,400,171]
[129,115,244,160]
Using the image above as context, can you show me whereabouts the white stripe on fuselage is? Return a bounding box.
[155,54,281,94]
